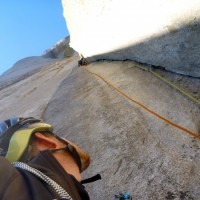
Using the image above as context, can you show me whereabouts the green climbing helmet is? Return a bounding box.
[0,117,53,162]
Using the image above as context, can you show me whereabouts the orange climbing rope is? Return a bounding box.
[82,66,200,140]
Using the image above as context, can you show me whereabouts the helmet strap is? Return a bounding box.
[19,145,33,162]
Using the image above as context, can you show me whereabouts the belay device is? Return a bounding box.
[114,193,132,200]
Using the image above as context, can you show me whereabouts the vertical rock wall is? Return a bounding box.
[62,0,200,77]
[0,51,199,199]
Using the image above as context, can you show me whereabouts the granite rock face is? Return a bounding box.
[42,36,76,59]
[0,56,57,90]
[62,0,200,77]
[0,37,76,90]
[0,52,199,199]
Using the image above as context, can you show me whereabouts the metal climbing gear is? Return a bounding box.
[114,192,132,200]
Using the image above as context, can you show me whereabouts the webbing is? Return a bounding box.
[82,66,200,140]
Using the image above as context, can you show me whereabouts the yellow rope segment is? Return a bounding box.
[83,66,200,140]
[133,64,200,106]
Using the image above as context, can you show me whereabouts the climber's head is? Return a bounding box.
[0,117,90,174]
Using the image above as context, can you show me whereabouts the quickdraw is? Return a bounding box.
[114,193,132,200]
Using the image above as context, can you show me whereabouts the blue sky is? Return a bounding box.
[0,0,69,75]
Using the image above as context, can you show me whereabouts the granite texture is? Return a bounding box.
[0,54,199,199]
[62,0,200,77]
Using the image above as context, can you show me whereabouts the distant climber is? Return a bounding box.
[78,54,88,66]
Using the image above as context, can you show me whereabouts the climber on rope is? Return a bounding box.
[0,117,101,200]
[78,54,88,66]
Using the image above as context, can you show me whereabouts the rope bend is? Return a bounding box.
[82,65,200,140]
